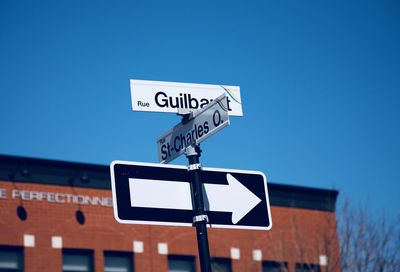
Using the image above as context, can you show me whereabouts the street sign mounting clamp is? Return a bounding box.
[188,163,202,171]
[193,215,209,224]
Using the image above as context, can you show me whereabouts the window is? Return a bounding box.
[263,261,288,272]
[168,255,195,272]
[62,249,93,272]
[104,251,133,272]
[211,258,232,272]
[295,263,321,272]
[0,246,23,272]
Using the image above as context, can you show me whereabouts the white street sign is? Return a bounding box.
[157,94,229,164]
[110,161,272,230]
[130,79,243,116]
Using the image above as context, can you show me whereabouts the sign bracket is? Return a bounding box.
[177,108,193,124]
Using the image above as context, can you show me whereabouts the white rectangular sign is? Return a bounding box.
[157,94,230,164]
[130,79,243,116]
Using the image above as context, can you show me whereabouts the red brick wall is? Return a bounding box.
[0,181,339,272]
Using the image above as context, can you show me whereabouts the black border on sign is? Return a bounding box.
[110,161,272,230]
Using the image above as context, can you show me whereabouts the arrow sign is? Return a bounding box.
[110,161,272,230]
[129,173,261,224]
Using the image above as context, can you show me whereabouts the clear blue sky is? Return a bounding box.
[1,1,399,218]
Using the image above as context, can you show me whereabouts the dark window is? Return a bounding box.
[263,261,288,272]
[0,246,23,272]
[211,258,232,272]
[104,251,133,272]
[62,249,94,272]
[168,255,195,272]
[295,263,321,272]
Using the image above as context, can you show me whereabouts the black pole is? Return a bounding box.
[186,145,212,272]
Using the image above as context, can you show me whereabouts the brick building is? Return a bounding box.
[0,155,339,272]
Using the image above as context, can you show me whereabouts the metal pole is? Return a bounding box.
[186,144,212,272]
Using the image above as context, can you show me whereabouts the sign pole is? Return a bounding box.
[186,144,212,272]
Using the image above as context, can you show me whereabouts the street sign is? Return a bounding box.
[157,94,230,164]
[130,79,243,116]
[110,161,272,230]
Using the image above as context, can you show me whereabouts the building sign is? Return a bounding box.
[130,79,243,116]
[0,187,112,207]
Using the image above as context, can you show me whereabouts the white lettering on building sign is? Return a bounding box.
[0,188,6,199]
[0,188,112,207]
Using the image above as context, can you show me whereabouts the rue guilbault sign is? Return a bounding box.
[130,79,243,116]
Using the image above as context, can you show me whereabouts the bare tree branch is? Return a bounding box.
[338,199,400,272]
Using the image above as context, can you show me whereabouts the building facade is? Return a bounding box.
[0,155,339,272]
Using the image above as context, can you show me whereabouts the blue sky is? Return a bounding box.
[1,1,399,218]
